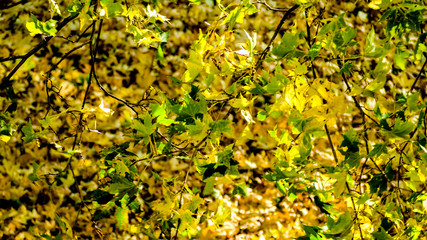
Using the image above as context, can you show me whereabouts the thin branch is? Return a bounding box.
[346,182,364,240]
[254,1,294,12]
[325,124,339,165]
[86,20,141,115]
[0,55,25,62]
[0,0,28,9]
[1,14,78,89]
[92,71,138,115]
[410,54,427,91]
[254,4,299,70]
[76,22,95,43]
[325,122,364,239]
[339,62,379,125]
[47,41,90,74]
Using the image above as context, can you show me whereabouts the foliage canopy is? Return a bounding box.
[1,0,427,239]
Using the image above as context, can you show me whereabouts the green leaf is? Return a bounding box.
[384,163,394,181]
[216,144,238,170]
[372,227,392,240]
[319,21,336,36]
[367,143,388,159]
[26,14,57,36]
[339,129,360,156]
[0,119,13,143]
[109,179,135,195]
[133,114,157,138]
[232,183,248,196]
[395,50,410,70]
[365,27,388,58]
[28,161,43,181]
[257,110,268,121]
[115,207,129,228]
[22,119,37,144]
[407,93,420,112]
[188,195,204,212]
[54,232,62,240]
[325,212,352,235]
[297,225,322,239]
[307,42,322,60]
[100,0,123,18]
[339,63,356,76]
[86,189,114,204]
[203,177,215,195]
[41,233,53,240]
[356,192,370,205]
[54,213,66,230]
[272,33,299,58]
[152,171,162,181]
[276,180,287,196]
[223,7,244,30]
[264,77,283,94]
[333,173,347,197]
[391,118,414,139]
[66,2,83,15]
[369,174,388,194]
[248,83,267,95]
[314,195,333,214]
[209,120,232,135]
[212,204,231,225]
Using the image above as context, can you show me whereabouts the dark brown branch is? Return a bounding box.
[255,4,299,70]
[0,55,25,62]
[338,62,379,126]
[92,72,138,115]
[89,20,138,115]
[0,0,28,9]
[410,54,427,91]
[325,124,338,165]
[47,41,90,74]
[1,14,78,89]
[254,1,294,12]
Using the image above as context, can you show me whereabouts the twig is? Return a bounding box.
[325,124,338,165]
[325,124,364,239]
[254,4,299,70]
[339,62,379,126]
[47,41,90,74]
[0,55,25,62]
[92,71,138,115]
[410,54,427,91]
[0,0,28,9]
[254,1,294,12]
[1,14,78,89]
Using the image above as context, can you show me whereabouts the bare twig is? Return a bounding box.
[324,124,339,165]
[92,71,139,115]
[0,0,28,9]
[325,124,364,239]
[338,62,379,126]
[47,42,90,74]
[254,1,294,12]
[254,4,299,70]
[1,14,78,89]
[0,55,25,62]
[410,54,427,91]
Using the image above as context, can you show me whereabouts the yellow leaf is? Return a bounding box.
[0,135,11,143]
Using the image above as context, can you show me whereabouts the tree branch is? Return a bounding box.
[0,0,28,10]
[255,4,299,70]
[410,53,427,91]
[254,1,295,12]
[1,14,78,89]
